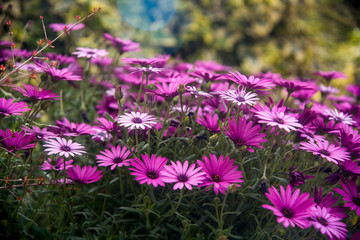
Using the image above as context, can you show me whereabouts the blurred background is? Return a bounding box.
[2,0,360,85]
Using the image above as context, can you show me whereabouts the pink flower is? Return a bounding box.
[41,157,74,171]
[215,87,259,107]
[197,154,244,194]
[14,83,59,101]
[96,145,132,170]
[72,47,108,59]
[0,98,30,116]
[228,71,275,90]
[129,153,168,187]
[49,23,85,32]
[162,160,206,190]
[0,129,36,152]
[43,137,86,158]
[262,184,315,228]
[334,177,360,216]
[66,165,103,184]
[117,112,157,130]
[197,113,221,133]
[36,62,82,81]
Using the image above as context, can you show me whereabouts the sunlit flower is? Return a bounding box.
[216,87,259,107]
[117,111,157,130]
[324,108,356,125]
[43,137,86,158]
[0,98,30,116]
[72,47,108,59]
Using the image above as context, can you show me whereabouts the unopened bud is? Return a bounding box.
[305,102,313,110]
[177,83,186,95]
[209,134,218,145]
[115,85,123,100]
[213,197,220,205]
[227,184,238,193]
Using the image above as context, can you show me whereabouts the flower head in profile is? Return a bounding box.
[14,83,59,101]
[216,87,259,107]
[0,98,30,116]
[299,139,350,164]
[310,207,347,240]
[103,33,141,54]
[162,160,206,190]
[43,137,86,158]
[72,47,108,59]
[117,111,157,130]
[96,145,132,170]
[252,105,303,132]
[334,177,360,216]
[313,71,346,82]
[0,129,36,152]
[36,62,82,81]
[66,165,103,184]
[197,154,244,194]
[228,71,275,90]
[129,153,168,187]
[41,157,74,171]
[22,125,56,140]
[197,113,221,133]
[224,117,267,152]
[262,184,315,228]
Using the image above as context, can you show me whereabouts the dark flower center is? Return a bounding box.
[36,133,44,138]
[334,117,343,122]
[0,108,8,114]
[235,138,245,146]
[319,149,330,156]
[61,146,71,152]
[316,217,329,226]
[178,174,188,182]
[113,157,123,163]
[8,145,17,151]
[273,117,284,124]
[281,208,294,218]
[132,117,143,123]
[212,174,222,182]
[147,170,158,179]
[353,197,360,206]
[235,96,245,102]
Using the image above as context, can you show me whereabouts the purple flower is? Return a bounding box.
[289,167,313,187]
[197,154,244,194]
[66,165,103,184]
[0,129,36,152]
[224,116,267,152]
[313,71,347,81]
[324,108,356,125]
[252,105,303,132]
[49,23,85,32]
[334,177,360,216]
[215,87,259,107]
[145,82,182,100]
[129,153,168,187]
[122,57,167,74]
[43,137,86,158]
[196,113,221,133]
[72,47,108,59]
[312,186,348,219]
[96,145,132,170]
[228,71,275,90]
[162,160,206,190]
[262,184,315,228]
[275,79,315,93]
[117,112,157,130]
[14,83,59,101]
[41,157,74,171]
[103,33,141,54]
[21,125,56,140]
[190,71,223,82]
[0,98,30,116]
[185,86,212,98]
[310,207,347,240]
[299,139,350,164]
[36,62,82,81]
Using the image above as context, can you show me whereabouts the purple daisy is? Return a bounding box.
[122,57,167,74]
[324,108,356,125]
[129,153,168,187]
[66,165,103,184]
[117,112,157,130]
[41,157,74,171]
[162,160,206,190]
[289,167,313,187]
[36,62,82,81]
[14,83,59,101]
[215,87,259,107]
[334,177,360,216]
[96,145,132,170]
[262,184,315,228]
[43,137,86,158]
[228,71,275,90]
[145,82,182,100]
[21,125,56,140]
[252,105,303,132]
[103,33,141,54]
[0,98,30,116]
[299,139,350,164]
[185,86,212,99]
[72,47,109,59]
[313,71,347,82]
[197,154,244,194]
[224,117,267,152]
[190,71,223,82]
[310,207,347,240]
[0,129,36,152]
[196,113,221,133]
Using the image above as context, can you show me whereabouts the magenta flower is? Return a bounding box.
[14,83,59,101]
[252,105,302,132]
[190,71,223,82]
[0,98,30,116]
[275,79,315,93]
[224,117,267,152]
[228,71,275,90]
[289,167,313,187]
[129,153,168,187]
[103,33,141,54]
[145,82,181,100]
[43,137,86,158]
[122,57,167,74]
[117,112,157,130]
[262,184,315,228]
[96,145,132,170]
[310,207,347,240]
[49,23,85,32]
[0,129,36,152]
[162,160,206,190]
[313,71,347,81]
[334,177,360,216]
[196,113,221,133]
[299,139,350,164]
[22,125,56,140]
[41,157,74,171]
[324,108,355,125]
[72,47,108,59]
[216,87,259,107]
[36,62,82,81]
[197,154,244,194]
[66,165,103,184]
[185,86,212,98]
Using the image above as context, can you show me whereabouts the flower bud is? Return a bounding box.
[115,85,123,101]
[177,83,186,95]
[213,197,220,205]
